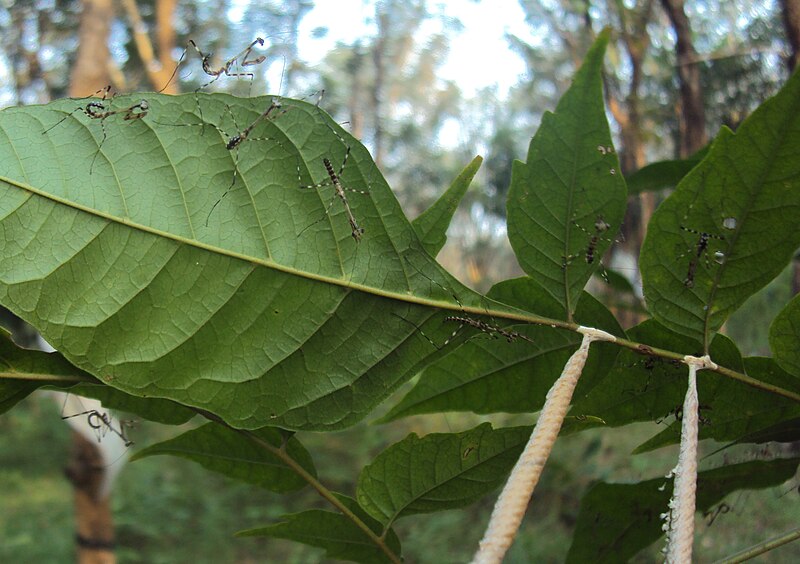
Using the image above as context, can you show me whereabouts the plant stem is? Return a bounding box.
[0,371,94,383]
[712,526,800,564]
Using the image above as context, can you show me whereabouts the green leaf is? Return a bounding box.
[633,356,800,453]
[769,294,800,377]
[412,155,482,256]
[381,277,622,421]
[570,320,744,430]
[705,417,800,458]
[356,423,531,526]
[131,422,315,492]
[0,326,194,423]
[0,92,526,431]
[237,494,402,564]
[624,143,709,194]
[566,458,800,563]
[507,29,627,317]
[0,328,96,413]
[640,69,800,348]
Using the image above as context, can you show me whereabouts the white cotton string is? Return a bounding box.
[471,328,608,564]
[663,354,717,564]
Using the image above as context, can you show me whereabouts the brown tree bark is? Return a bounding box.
[781,0,800,71]
[69,0,113,97]
[120,0,179,93]
[65,432,117,564]
[661,0,707,156]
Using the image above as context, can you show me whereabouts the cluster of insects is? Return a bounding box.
[42,37,369,240]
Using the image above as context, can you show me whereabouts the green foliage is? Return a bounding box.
[641,67,800,348]
[507,29,627,318]
[237,494,402,564]
[566,458,800,563]
[0,92,527,432]
[356,423,531,526]
[770,294,800,376]
[0,328,94,413]
[382,280,622,420]
[624,144,709,194]
[1,32,800,563]
[132,423,315,493]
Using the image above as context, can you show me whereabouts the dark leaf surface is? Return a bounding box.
[382,277,622,420]
[357,423,532,526]
[770,294,800,377]
[566,458,800,563]
[131,422,315,492]
[237,494,402,564]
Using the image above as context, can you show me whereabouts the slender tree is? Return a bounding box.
[660,0,707,156]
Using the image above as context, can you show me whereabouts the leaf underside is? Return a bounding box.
[507,29,627,318]
[640,69,800,348]
[0,92,524,431]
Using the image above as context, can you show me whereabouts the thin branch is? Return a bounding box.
[120,0,178,93]
[0,371,95,383]
[713,526,800,564]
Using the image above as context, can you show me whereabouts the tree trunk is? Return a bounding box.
[661,0,707,156]
[65,431,117,564]
[371,11,387,169]
[70,0,114,97]
[781,0,800,72]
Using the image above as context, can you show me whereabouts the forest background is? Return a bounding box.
[0,0,798,562]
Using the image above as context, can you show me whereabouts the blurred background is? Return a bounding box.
[0,0,798,561]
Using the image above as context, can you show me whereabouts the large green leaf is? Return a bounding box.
[380,277,622,421]
[356,423,531,526]
[770,294,800,377]
[566,458,800,563]
[640,69,800,348]
[507,29,627,317]
[131,422,315,492]
[237,494,402,564]
[0,92,530,431]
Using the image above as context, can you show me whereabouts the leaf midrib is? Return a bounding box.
[0,173,554,325]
